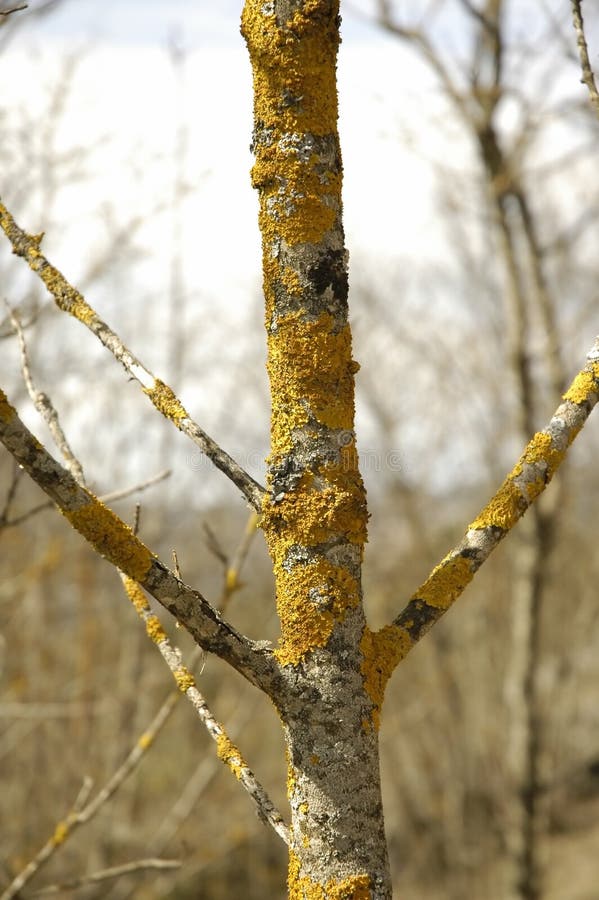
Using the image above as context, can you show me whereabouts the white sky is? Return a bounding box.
[1,1,597,504]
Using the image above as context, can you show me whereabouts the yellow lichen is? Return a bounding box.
[416,554,474,610]
[262,469,367,557]
[52,821,69,847]
[267,313,359,454]
[138,732,153,750]
[360,625,413,730]
[65,501,153,582]
[523,431,564,475]
[145,614,167,644]
[563,366,599,404]
[271,559,360,667]
[122,576,150,614]
[216,734,245,780]
[469,477,523,531]
[144,379,188,422]
[288,851,373,900]
[173,667,195,693]
[0,389,16,423]
[225,568,238,592]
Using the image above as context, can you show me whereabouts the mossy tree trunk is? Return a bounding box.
[241,1,392,895]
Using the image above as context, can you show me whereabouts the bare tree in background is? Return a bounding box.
[1,2,599,898]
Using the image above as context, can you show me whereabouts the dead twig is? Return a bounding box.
[571,0,599,119]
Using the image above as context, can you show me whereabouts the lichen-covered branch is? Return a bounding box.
[0,199,266,510]
[243,2,392,896]
[0,388,279,694]
[368,342,599,696]
[122,575,290,845]
[571,0,599,119]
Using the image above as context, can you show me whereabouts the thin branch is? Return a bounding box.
[0,200,266,510]
[382,339,599,665]
[0,389,280,694]
[0,699,180,900]
[0,4,27,16]
[28,860,181,896]
[121,576,289,845]
[0,469,171,529]
[0,459,21,525]
[7,304,85,484]
[571,0,599,119]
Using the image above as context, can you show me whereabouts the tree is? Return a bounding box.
[1,2,598,897]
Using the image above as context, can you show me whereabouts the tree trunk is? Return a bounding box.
[242,1,392,894]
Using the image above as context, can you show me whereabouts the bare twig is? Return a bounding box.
[0,459,22,525]
[0,469,171,529]
[7,304,85,484]
[28,859,181,896]
[0,4,27,16]
[0,699,180,900]
[571,0,599,119]
[0,200,267,510]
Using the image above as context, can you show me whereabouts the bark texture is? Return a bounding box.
[242,1,392,896]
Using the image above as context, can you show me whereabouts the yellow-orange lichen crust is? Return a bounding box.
[241,0,344,318]
[360,624,412,730]
[469,430,566,531]
[65,501,153,582]
[144,379,188,422]
[564,364,599,404]
[267,313,358,453]
[262,456,367,666]
[216,734,246,781]
[288,852,373,900]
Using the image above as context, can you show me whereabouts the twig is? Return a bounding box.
[384,338,599,664]
[0,200,266,510]
[0,469,171,529]
[121,575,289,845]
[0,699,180,900]
[28,859,181,896]
[0,459,21,525]
[571,0,599,119]
[7,303,85,484]
[0,4,27,16]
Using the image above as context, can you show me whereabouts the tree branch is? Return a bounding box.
[571,0,599,119]
[0,389,280,694]
[122,576,289,844]
[0,699,180,900]
[0,4,27,16]
[28,860,182,896]
[382,339,599,665]
[0,199,267,510]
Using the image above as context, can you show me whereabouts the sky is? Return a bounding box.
[1,0,597,505]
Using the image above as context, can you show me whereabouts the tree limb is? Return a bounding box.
[381,339,599,666]
[0,199,267,510]
[0,388,280,694]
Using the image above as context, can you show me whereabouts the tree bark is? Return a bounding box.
[242,1,392,895]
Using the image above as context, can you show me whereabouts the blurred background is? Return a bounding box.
[1,1,599,897]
